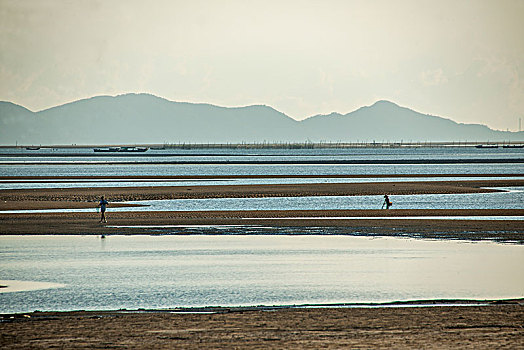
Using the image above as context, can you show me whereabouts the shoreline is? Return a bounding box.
[3,297,523,316]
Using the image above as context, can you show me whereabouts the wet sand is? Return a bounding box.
[1,179,523,241]
[2,173,523,180]
[2,303,523,349]
[1,177,523,348]
[1,209,523,242]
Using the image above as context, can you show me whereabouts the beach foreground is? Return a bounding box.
[2,303,523,349]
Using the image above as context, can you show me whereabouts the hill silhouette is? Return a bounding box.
[0,94,522,144]
[299,100,516,142]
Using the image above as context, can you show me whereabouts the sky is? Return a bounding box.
[1,0,523,131]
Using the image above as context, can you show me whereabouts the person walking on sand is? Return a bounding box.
[382,194,392,209]
[98,196,109,223]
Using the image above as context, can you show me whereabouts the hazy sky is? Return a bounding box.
[1,0,523,131]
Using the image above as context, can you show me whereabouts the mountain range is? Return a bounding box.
[0,93,522,145]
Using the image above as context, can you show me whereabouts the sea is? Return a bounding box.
[0,146,523,313]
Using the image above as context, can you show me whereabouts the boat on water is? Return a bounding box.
[25,147,41,150]
[93,147,120,152]
[118,147,149,152]
[475,145,498,149]
[93,147,148,152]
[502,145,524,148]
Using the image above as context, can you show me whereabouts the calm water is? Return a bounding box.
[2,163,524,178]
[3,187,523,214]
[126,188,523,211]
[1,147,523,177]
[1,235,523,314]
[1,148,523,314]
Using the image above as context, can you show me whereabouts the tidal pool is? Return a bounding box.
[0,235,522,314]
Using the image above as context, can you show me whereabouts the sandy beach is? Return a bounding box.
[2,302,524,349]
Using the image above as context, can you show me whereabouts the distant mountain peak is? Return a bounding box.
[368,100,400,108]
[1,94,522,144]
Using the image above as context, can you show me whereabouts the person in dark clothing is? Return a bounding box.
[382,194,392,209]
[98,196,109,223]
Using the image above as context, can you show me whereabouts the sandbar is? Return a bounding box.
[1,179,522,206]
[1,173,523,181]
[1,179,523,242]
[0,209,523,243]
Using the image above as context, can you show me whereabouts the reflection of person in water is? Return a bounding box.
[98,196,109,223]
[382,194,392,209]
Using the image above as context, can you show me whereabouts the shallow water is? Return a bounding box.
[0,235,522,314]
[3,187,523,214]
[2,162,523,178]
[1,176,523,190]
[2,147,523,177]
[120,187,524,211]
[1,148,523,314]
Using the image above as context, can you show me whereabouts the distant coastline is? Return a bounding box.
[1,141,524,149]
